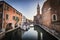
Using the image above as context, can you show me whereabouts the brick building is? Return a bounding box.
[0,1,22,31]
[34,4,42,25]
[42,0,60,33]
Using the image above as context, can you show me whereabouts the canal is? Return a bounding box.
[1,25,58,40]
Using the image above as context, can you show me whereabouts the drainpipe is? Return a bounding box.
[2,3,5,32]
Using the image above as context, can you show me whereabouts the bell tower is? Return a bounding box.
[37,3,40,15]
[34,3,41,25]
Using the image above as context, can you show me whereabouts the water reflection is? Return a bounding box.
[22,27,38,40]
[1,25,58,40]
[40,32,43,40]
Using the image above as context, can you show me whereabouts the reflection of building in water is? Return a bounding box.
[22,27,38,40]
[34,3,42,25]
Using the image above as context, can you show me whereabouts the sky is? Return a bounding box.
[4,0,46,20]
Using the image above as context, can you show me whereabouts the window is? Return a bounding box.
[7,6,9,11]
[0,13,2,19]
[13,10,15,13]
[0,4,3,12]
[52,14,57,21]
[21,14,22,16]
[0,22,2,30]
[13,16,15,20]
[6,14,9,20]
[13,16,19,22]
[16,11,18,14]
[4,5,9,11]
[15,17,19,22]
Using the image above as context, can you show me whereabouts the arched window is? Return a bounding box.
[52,14,57,21]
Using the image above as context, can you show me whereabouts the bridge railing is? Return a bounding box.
[41,24,60,40]
[34,24,60,40]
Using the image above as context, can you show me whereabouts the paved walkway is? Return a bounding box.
[39,24,60,40]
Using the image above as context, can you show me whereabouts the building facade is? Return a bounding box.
[42,0,60,33]
[21,15,26,29]
[34,4,42,25]
[0,1,22,31]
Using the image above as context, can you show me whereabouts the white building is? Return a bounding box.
[21,15,27,30]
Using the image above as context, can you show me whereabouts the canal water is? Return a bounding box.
[1,25,58,40]
[22,27,38,40]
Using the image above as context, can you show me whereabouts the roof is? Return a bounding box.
[0,1,22,15]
